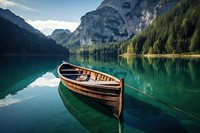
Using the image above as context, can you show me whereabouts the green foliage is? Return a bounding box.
[0,17,69,55]
[148,47,153,54]
[118,41,129,55]
[74,42,120,56]
[190,29,200,52]
[68,39,131,56]
[153,40,161,54]
[125,0,200,55]
[127,44,134,54]
[166,34,175,53]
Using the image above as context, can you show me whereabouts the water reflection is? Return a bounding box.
[0,56,68,99]
[123,93,188,133]
[0,94,22,108]
[29,72,60,88]
[0,55,199,132]
[120,57,200,118]
[68,55,200,133]
[0,71,75,133]
[58,82,120,133]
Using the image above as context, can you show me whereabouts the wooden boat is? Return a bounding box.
[58,61,124,118]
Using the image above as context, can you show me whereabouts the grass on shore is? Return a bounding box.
[121,53,200,58]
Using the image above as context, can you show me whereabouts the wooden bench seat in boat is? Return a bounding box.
[61,69,83,72]
[61,74,88,76]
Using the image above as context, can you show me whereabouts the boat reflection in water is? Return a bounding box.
[58,82,121,133]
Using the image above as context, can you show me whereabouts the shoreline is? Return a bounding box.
[0,53,69,57]
[121,54,200,58]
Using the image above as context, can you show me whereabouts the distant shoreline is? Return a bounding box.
[0,53,69,56]
[121,54,200,58]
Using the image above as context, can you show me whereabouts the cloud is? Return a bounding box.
[0,0,37,11]
[0,94,21,108]
[0,94,36,108]
[27,19,79,35]
[29,72,60,88]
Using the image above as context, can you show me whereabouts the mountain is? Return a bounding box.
[125,0,200,55]
[66,0,178,46]
[0,8,43,36]
[0,15,69,55]
[50,29,71,46]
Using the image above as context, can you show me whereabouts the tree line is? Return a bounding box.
[70,42,123,56]
[0,16,69,55]
[126,0,200,55]
[69,0,200,56]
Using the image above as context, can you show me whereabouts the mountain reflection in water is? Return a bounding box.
[0,56,68,99]
[0,55,199,133]
[68,55,200,133]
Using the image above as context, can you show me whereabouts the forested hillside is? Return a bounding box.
[74,43,119,56]
[125,0,200,55]
[72,0,200,56]
[0,17,69,55]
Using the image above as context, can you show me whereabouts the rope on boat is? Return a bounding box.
[125,83,200,122]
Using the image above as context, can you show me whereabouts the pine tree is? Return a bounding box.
[153,40,160,54]
[165,34,175,53]
[189,29,200,52]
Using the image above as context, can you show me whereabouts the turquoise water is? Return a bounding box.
[0,55,200,133]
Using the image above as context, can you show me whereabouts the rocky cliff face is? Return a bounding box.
[68,0,178,46]
[50,29,71,46]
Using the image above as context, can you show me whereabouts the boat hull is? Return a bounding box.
[58,62,124,118]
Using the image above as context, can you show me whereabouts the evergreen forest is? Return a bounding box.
[126,0,200,55]
[0,17,69,55]
[73,0,200,56]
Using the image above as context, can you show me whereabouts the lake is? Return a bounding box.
[0,55,200,133]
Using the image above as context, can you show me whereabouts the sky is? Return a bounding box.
[0,0,103,35]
